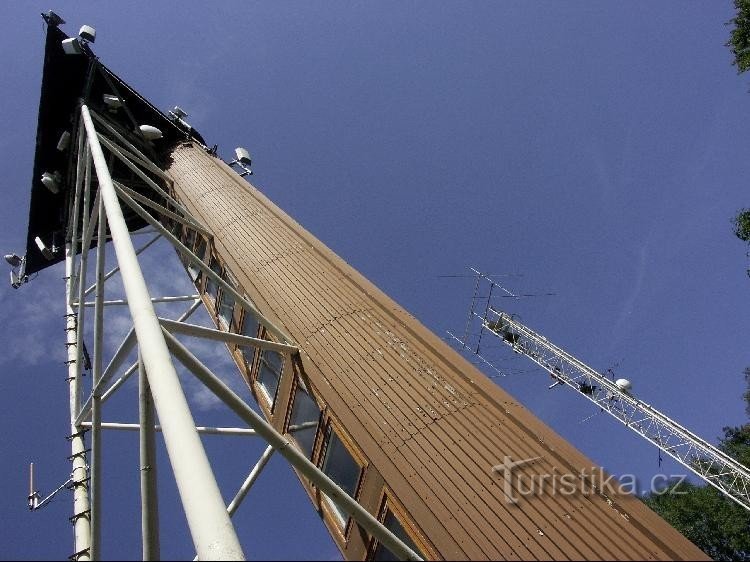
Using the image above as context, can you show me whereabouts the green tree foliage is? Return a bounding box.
[732,209,750,242]
[643,372,750,561]
[727,0,750,73]
[644,480,750,561]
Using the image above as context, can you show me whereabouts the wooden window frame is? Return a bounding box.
[366,491,433,561]
[253,330,286,414]
[284,374,323,460]
[215,267,237,331]
[316,417,368,540]
[203,253,223,303]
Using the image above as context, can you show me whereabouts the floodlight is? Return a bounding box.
[41,171,61,194]
[79,25,96,43]
[170,106,187,119]
[5,252,27,289]
[228,147,253,177]
[139,125,163,140]
[4,254,22,267]
[61,37,82,55]
[103,95,122,110]
[235,147,252,166]
[56,131,71,152]
[35,236,55,261]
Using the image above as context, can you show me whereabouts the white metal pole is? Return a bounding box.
[162,329,423,562]
[81,104,245,561]
[158,318,297,354]
[76,329,136,426]
[68,121,86,305]
[74,143,92,405]
[82,423,258,436]
[111,185,292,345]
[97,300,202,409]
[83,233,162,297]
[227,446,274,517]
[82,295,200,307]
[139,352,160,561]
[90,196,106,560]
[66,241,92,562]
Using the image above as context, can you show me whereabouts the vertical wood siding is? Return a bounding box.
[166,143,707,561]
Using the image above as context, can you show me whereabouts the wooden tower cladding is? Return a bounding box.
[165,142,706,561]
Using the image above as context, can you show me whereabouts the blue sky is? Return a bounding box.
[1,2,749,560]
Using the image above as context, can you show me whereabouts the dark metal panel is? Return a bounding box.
[25,20,206,275]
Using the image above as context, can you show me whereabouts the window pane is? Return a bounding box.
[257,349,283,405]
[240,313,259,367]
[185,229,196,251]
[321,428,361,525]
[186,259,201,282]
[205,258,222,300]
[289,382,321,458]
[193,238,207,286]
[194,237,207,259]
[217,290,234,328]
[372,509,423,561]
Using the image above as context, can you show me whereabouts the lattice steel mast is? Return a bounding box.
[481,305,750,512]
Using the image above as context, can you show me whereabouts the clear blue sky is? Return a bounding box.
[1,2,748,560]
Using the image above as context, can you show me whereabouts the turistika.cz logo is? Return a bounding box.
[491,455,687,504]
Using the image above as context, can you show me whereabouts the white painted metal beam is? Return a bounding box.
[82,105,245,561]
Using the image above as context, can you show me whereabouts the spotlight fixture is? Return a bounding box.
[229,147,253,177]
[41,171,62,194]
[4,254,22,268]
[168,105,194,134]
[234,147,252,166]
[169,106,187,119]
[61,37,83,55]
[4,252,27,289]
[139,125,163,141]
[79,25,96,43]
[35,236,55,261]
[56,131,71,152]
[103,94,122,111]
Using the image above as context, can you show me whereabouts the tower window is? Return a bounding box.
[240,311,259,368]
[205,256,222,300]
[257,349,284,407]
[370,507,424,561]
[217,273,236,329]
[288,379,321,458]
[320,426,363,527]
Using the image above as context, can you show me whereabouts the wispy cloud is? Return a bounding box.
[9,237,254,415]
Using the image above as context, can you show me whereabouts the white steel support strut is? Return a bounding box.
[80,104,245,561]
[138,351,160,561]
[90,194,106,560]
[162,329,424,562]
[65,242,92,562]
[64,119,92,562]
[483,307,750,512]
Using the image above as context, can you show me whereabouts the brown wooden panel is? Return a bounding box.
[165,143,708,561]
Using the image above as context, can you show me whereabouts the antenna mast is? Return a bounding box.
[459,271,750,511]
